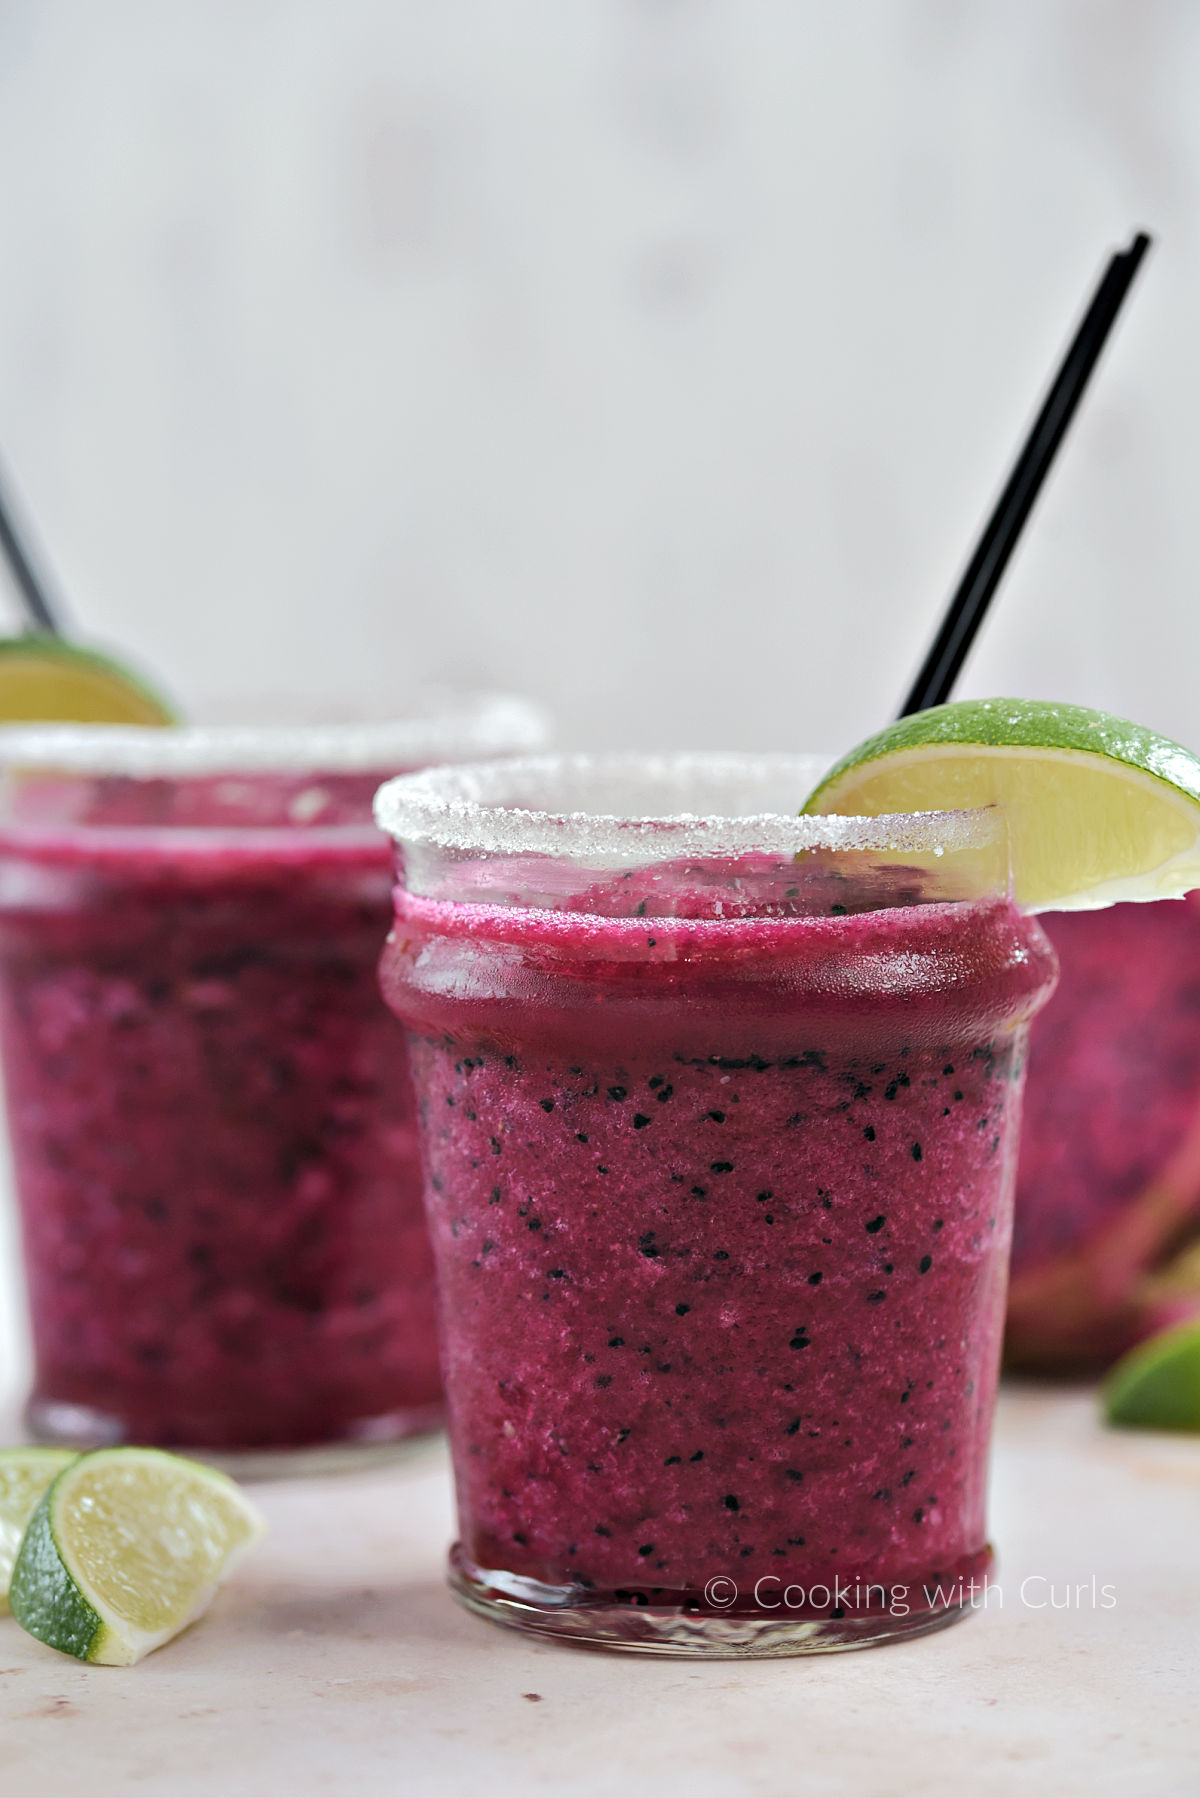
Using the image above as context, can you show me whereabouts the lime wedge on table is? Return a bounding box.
[0,636,175,724]
[1103,1319,1200,1432]
[0,1448,76,1614]
[8,1448,265,1665]
[803,699,1200,911]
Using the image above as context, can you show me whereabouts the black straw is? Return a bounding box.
[0,458,64,636]
[898,230,1152,718]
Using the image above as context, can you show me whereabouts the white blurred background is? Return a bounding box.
[0,0,1196,755]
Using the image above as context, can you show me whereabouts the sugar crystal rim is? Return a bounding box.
[373,751,1002,860]
[0,693,548,777]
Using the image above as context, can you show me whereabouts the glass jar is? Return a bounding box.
[0,695,547,1472]
[376,752,1056,1652]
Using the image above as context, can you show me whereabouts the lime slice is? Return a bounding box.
[1103,1318,1200,1431]
[0,636,175,724]
[803,699,1200,910]
[8,1447,265,1665]
[0,1448,77,1614]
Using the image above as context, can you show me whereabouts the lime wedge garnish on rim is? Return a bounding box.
[802,699,1200,911]
[0,636,175,724]
[0,1447,76,1614]
[1103,1318,1200,1431]
[8,1447,264,1665]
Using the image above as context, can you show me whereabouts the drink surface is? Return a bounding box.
[385,881,1055,1620]
[0,772,442,1452]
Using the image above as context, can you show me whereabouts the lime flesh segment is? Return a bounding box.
[0,636,175,724]
[1103,1319,1200,1431]
[803,699,1200,911]
[0,1448,76,1614]
[8,1447,265,1665]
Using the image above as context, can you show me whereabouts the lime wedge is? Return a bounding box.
[803,699,1200,910]
[0,1448,76,1614]
[8,1447,265,1665]
[1103,1318,1200,1431]
[0,636,175,724]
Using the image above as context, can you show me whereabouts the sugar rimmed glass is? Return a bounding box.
[376,752,1057,1655]
[0,694,547,1474]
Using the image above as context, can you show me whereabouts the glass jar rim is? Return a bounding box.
[0,692,547,779]
[373,751,1002,863]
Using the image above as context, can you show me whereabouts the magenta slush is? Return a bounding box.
[382,843,1054,1640]
[0,786,439,1452]
[1008,893,1200,1369]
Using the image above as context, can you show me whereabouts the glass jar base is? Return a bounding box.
[448,1546,977,1658]
[25,1396,446,1481]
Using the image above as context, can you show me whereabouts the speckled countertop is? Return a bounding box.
[0,1381,1197,1798]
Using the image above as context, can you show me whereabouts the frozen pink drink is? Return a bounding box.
[0,703,544,1461]
[1009,894,1200,1370]
[377,754,1055,1653]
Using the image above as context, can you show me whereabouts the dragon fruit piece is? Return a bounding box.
[1007,895,1200,1372]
